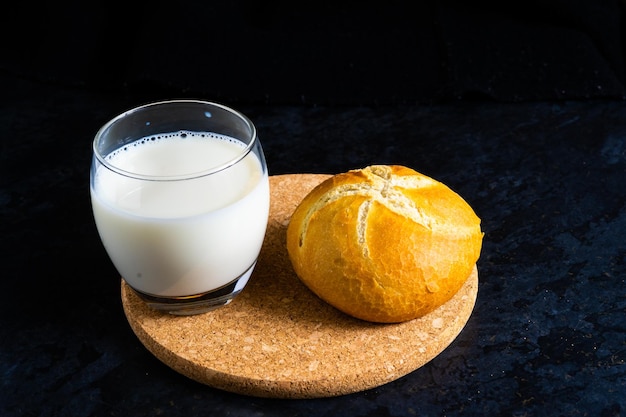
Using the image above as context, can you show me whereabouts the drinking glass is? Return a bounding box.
[90,100,270,315]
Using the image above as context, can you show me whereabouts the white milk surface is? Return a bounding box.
[91,132,269,296]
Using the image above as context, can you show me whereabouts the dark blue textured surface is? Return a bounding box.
[1,74,626,416]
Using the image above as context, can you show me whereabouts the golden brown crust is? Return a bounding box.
[286,165,483,323]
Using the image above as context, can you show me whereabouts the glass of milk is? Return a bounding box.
[90,100,270,315]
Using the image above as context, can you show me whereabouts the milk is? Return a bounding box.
[90,132,269,297]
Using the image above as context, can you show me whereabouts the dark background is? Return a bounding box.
[2,1,626,416]
[3,0,626,105]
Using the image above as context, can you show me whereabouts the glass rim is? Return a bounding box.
[92,99,258,181]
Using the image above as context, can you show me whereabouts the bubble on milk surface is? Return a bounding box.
[105,131,243,162]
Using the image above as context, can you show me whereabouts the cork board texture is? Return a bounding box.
[122,174,479,399]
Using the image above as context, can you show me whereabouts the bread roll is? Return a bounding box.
[286,165,483,323]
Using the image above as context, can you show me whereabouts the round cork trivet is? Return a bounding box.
[121,174,478,399]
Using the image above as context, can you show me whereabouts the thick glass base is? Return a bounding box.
[130,262,256,315]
